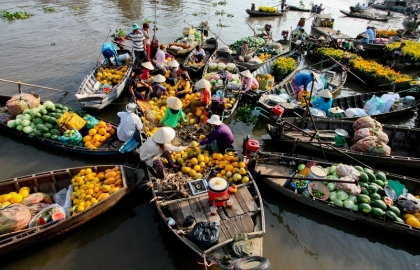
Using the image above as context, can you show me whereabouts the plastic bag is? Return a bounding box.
[26,203,51,217]
[371,142,391,156]
[363,96,386,115]
[58,128,83,146]
[28,204,66,228]
[350,136,378,153]
[397,194,420,214]
[56,112,86,131]
[336,177,361,195]
[190,221,219,249]
[0,204,31,234]
[336,165,360,181]
[83,115,99,129]
[53,188,67,207]
[352,128,374,143]
[353,116,382,131]
[6,93,40,116]
[376,130,389,144]
[22,193,52,206]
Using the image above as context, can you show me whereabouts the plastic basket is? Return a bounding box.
[290,180,310,193]
[257,79,274,90]
[183,27,194,36]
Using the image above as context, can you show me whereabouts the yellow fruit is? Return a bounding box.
[109,187,121,195]
[100,185,111,192]
[241,176,250,183]
[89,129,97,136]
[98,121,106,128]
[189,119,195,124]
[190,158,198,165]
[2,202,11,208]
[189,170,197,178]
[19,187,30,193]
[10,194,23,204]
[199,162,206,168]
[191,141,199,147]
[197,154,205,163]
[19,190,29,198]
[98,128,107,135]
[225,164,234,172]
[226,171,233,178]
[406,216,420,228]
[193,165,201,172]
[220,170,226,176]
[199,134,206,140]
[195,173,203,180]
[1,194,11,203]
[105,171,117,178]
[238,168,247,175]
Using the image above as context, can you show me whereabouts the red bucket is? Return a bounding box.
[208,177,229,207]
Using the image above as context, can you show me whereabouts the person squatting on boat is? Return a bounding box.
[159,97,187,128]
[292,72,318,98]
[237,41,251,62]
[192,45,206,63]
[125,23,148,68]
[166,59,179,85]
[240,70,259,92]
[138,127,187,178]
[101,42,122,67]
[150,74,168,99]
[189,79,211,114]
[128,69,152,101]
[175,74,192,98]
[199,115,234,153]
[117,103,143,142]
[312,89,333,114]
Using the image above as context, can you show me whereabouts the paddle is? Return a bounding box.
[327,56,370,87]
[0,78,69,94]
[96,29,112,64]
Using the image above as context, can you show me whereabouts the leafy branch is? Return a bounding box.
[235,104,258,125]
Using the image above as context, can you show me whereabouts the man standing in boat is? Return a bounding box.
[125,23,148,68]
[281,0,286,12]
[316,3,324,14]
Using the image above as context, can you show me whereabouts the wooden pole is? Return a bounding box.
[0,78,69,93]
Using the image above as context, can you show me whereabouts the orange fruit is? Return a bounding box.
[94,142,102,148]
[193,165,201,172]
[98,121,106,128]
[225,164,234,172]
[239,162,246,168]
[99,136,107,142]
[98,128,107,135]
[109,128,115,135]
[88,129,97,136]
[93,134,101,140]
[104,133,111,139]
[83,135,92,143]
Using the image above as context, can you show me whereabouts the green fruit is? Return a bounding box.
[297,164,305,171]
[43,133,52,139]
[374,180,385,187]
[371,182,384,192]
[358,203,372,214]
[375,171,387,182]
[372,200,387,211]
[357,194,371,204]
[387,205,400,216]
[395,217,404,224]
[371,207,385,217]
[365,171,376,182]
[359,172,369,183]
[367,184,378,194]
[370,193,381,201]
[354,165,363,172]
[359,182,369,189]
[386,211,398,221]
[361,187,369,195]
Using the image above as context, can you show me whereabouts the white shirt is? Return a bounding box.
[156,49,166,66]
[193,48,205,57]
[139,137,186,166]
[117,112,143,142]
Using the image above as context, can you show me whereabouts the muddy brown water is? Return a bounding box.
[1,0,420,269]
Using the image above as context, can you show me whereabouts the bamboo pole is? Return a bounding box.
[0,78,68,93]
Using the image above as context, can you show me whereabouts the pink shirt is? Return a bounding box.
[155,49,165,66]
[240,77,259,92]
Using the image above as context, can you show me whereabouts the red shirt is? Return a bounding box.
[140,68,149,80]
[201,88,211,105]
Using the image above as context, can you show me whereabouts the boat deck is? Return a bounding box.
[256,163,294,186]
[312,27,353,40]
[167,185,258,243]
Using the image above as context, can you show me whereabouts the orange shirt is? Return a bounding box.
[201,88,211,105]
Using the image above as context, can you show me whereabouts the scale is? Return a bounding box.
[188,179,208,196]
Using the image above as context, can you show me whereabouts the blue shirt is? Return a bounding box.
[294,72,313,89]
[365,29,374,40]
[312,96,333,114]
[101,42,121,65]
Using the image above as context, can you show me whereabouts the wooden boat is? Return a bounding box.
[236,39,292,72]
[0,95,147,156]
[147,150,268,269]
[371,0,411,13]
[245,8,287,17]
[256,63,347,114]
[339,10,390,22]
[241,50,303,102]
[384,59,420,70]
[247,151,420,237]
[265,116,420,173]
[311,14,353,41]
[0,165,136,256]
[184,38,218,73]
[166,40,196,56]
[203,50,237,78]
[350,5,372,13]
[349,68,415,91]
[353,40,386,54]
[76,49,134,111]
[289,5,311,12]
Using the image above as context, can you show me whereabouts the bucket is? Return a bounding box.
[119,53,130,62]
[208,177,229,207]
[309,166,327,179]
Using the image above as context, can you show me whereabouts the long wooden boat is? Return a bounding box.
[148,150,268,269]
[354,41,386,54]
[339,10,390,22]
[371,0,410,13]
[349,5,372,13]
[76,49,133,111]
[166,40,196,56]
[245,9,287,17]
[241,50,303,102]
[289,5,311,12]
[265,116,420,173]
[384,59,420,70]
[349,68,415,91]
[183,38,218,73]
[0,165,136,256]
[247,151,420,238]
[236,39,292,72]
[256,63,347,113]
[0,95,146,156]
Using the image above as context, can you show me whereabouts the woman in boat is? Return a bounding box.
[150,74,167,99]
[292,72,316,98]
[191,45,206,63]
[296,17,306,31]
[189,79,211,114]
[140,23,151,60]
[159,97,187,128]
[176,64,191,82]
[155,44,167,75]
[101,42,122,67]
[117,103,143,142]
[138,127,187,178]
[128,69,152,101]
[167,59,179,85]
[312,89,333,114]
[140,61,154,82]
[199,115,234,153]
[240,70,259,92]
[175,74,192,98]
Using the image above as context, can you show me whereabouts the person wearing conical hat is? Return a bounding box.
[240,69,259,92]
[159,97,187,128]
[117,103,143,142]
[138,127,187,178]
[200,115,234,153]
[150,74,167,99]
[125,23,148,68]
[312,89,333,114]
[140,61,154,81]
[189,79,212,114]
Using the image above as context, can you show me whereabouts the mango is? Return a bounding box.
[98,193,110,201]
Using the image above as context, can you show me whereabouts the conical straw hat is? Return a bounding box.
[195,79,211,89]
[318,89,332,98]
[167,96,182,110]
[168,59,179,67]
[141,61,154,70]
[153,74,166,83]
[240,69,252,78]
[152,127,176,144]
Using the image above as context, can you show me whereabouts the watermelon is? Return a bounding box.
[40,108,48,115]
[358,203,371,214]
[23,126,33,134]
[55,109,62,113]
[23,109,31,115]
[55,104,63,109]
[395,217,404,224]
[52,212,65,221]
[21,120,31,127]
[384,197,393,206]
[372,200,387,211]
[388,205,400,216]
[16,114,25,120]
[386,211,398,221]
[42,115,51,122]
[374,180,385,187]
[359,182,369,189]
[371,207,385,217]
[361,187,369,195]
[365,171,376,182]
[51,135,59,141]
[375,171,387,182]
[43,133,52,139]
[33,118,44,125]
[354,165,363,172]
[370,193,381,201]
[44,123,53,130]
[48,117,57,124]
[367,184,378,194]
[36,124,48,133]
[352,204,359,211]
[359,172,369,183]
[50,129,59,135]
[357,194,371,204]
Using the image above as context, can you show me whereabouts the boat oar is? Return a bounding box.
[0,78,69,94]
[327,56,370,87]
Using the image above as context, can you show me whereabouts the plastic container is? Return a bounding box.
[290,180,310,193]
[119,53,130,62]
[381,93,399,112]
[309,166,327,179]
[257,78,275,90]
[403,96,415,106]
[208,177,229,207]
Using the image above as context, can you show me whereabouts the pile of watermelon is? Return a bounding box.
[6,101,71,142]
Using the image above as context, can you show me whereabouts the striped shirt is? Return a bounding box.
[128,32,145,51]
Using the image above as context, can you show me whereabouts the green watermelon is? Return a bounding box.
[359,172,369,182]
[387,205,400,216]
[51,134,59,140]
[372,200,387,211]
[386,211,398,221]
[365,171,376,182]
[43,133,52,139]
[55,104,63,109]
[354,165,363,172]
[370,193,381,201]
[371,207,385,217]
[375,171,387,182]
[357,194,371,204]
[358,203,371,214]
[33,118,43,125]
[48,117,57,124]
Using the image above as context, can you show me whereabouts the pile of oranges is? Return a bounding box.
[82,121,116,149]
[70,166,122,214]
[0,187,30,208]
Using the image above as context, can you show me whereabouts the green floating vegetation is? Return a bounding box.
[215,10,226,15]
[193,11,207,16]
[43,6,55,12]
[1,10,34,20]
[236,104,258,125]
[72,6,80,10]
[227,14,234,17]
[143,18,156,24]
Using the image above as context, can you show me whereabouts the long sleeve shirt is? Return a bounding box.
[155,49,166,66]
[139,137,186,166]
[312,96,333,114]
[240,77,259,92]
[152,83,167,98]
[160,109,186,128]
[201,88,211,105]
[117,112,143,142]
[294,72,313,89]
[200,123,234,153]
[101,42,122,65]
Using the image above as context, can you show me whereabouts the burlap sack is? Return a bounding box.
[6,93,40,116]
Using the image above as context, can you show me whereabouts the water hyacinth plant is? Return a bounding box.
[1,10,34,20]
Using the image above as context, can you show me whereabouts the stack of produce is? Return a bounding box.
[386,40,420,64]
[230,36,265,56]
[258,6,277,13]
[0,187,31,208]
[169,31,201,50]
[83,121,116,149]
[375,29,398,38]
[350,116,391,156]
[254,43,283,62]
[96,65,129,86]
[203,72,241,89]
[70,166,123,214]
[271,56,297,78]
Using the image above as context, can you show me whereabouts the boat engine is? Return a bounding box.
[281,30,289,40]
[269,105,285,121]
[242,135,260,157]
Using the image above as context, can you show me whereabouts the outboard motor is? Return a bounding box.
[242,135,260,157]
[269,105,285,120]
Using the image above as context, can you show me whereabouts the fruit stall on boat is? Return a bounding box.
[229,36,267,70]
[146,146,269,269]
[76,49,133,111]
[311,14,353,41]
[0,165,136,255]
[265,115,420,173]
[245,5,289,17]
[247,151,420,238]
[0,94,147,156]
[184,37,218,73]
[166,27,202,56]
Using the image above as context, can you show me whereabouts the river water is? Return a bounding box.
[1,0,420,269]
